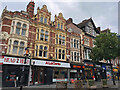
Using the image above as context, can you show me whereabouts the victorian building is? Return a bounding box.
[77,18,100,80]
[0,1,70,87]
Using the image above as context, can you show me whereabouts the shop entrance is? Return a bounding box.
[33,67,45,84]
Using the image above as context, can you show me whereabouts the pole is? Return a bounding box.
[28,58,31,86]
[67,69,70,84]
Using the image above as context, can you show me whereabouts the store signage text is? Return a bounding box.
[3,57,30,65]
[45,61,61,65]
[85,63,93,67]
[73,65,81,68]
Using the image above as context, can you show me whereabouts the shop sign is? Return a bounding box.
[32,60,70,68]
[102,64,106,70]
[70,70,77,72]
[53,78,67,82]
[84,63,93,67]
[73,65,81,68]
[95,65,101,68]
[3,56,30,65]
[113,69,118,72]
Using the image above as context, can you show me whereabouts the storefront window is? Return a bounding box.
[53,68,68,82]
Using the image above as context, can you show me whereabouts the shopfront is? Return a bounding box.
[70,63,84,83]
[84,61,94,80]
[113,68,119,80]
[31,59,70,85]
[1,55,30,87]
[94,64,102,81]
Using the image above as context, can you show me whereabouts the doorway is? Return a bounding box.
[33,67,45,84]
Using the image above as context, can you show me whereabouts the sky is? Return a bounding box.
[0,0,119,33]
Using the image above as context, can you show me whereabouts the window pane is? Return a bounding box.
[40,34,44,40]
[20,42,24,46]
[77,53,79,61]
[77,40,79,48]
[58,23,60,28]
[56,49,57,59]
[59,49,61,59]
[62,50,65,53]
[59,49,61,53]
[40,45,43,49]
[62,40,65,45]
[19,47,24,55]
[44,51,47,57]
[40,17,43,23]
[62,54,65,59]
[61,24,63,29]
[16,28,20,35]
[59,39,61,44]
[35,45,38,56]
[74,52,76,61]
[12,46,18,54]
[59,53,61,59]
[41,29,44,33]
[37,33,39,40]
[74,39,76,47]
[45,31,48,35]
[44,46,47,50]
[45,35,48,41]
[72,52,73,61]
[56,35,58,44]
[44,18,47,24]
[39,50,42,56]
[22,29,26,36]
[14,41,18,45]
[23,24,27,28]
[17,22,21,27]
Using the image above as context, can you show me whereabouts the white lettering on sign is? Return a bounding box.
[3,56,30,65]
[32,60,70,68]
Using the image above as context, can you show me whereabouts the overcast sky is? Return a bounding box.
[0,0,119,33]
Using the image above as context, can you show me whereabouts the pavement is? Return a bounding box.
[1,80,120,90]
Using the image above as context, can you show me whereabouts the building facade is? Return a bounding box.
[1,0,117,87]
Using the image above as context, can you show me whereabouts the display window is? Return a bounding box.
[53,68,67,82]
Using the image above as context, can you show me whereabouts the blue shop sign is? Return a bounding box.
[102,64,106,70]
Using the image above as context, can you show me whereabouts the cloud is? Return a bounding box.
[0,1,118,33]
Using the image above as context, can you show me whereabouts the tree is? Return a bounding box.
[90,30,118,85]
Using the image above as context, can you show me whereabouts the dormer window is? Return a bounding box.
[40,17,43,23]
[58,23,60,29]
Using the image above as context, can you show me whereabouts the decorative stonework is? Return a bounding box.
[0,32,9,40]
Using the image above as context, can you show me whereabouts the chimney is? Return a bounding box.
[26,1,35,18]
[96,27,101,33]
[66,18,73,25]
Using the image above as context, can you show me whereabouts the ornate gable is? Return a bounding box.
[37,5,51,25]
[54,13,66,31]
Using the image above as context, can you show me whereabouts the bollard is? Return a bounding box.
[20,86,23,90]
